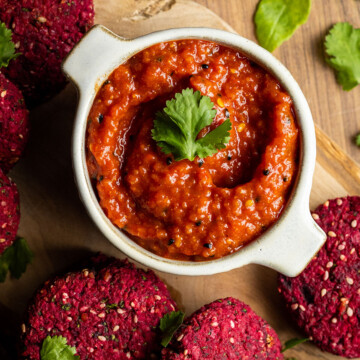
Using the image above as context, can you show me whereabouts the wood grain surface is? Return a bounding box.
[1,1,360,360]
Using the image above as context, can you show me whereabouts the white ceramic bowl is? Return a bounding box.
[63,25,326,277]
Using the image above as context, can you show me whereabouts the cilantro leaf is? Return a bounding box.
[41,336,79,360]
[152,88,231,161]
[281,337,309,352]
[355,133,360,147]
[0,22,20,68]
[159,311,185,347]
[255,0,311,52]
[0,237,33,282]
[325,22,360,91]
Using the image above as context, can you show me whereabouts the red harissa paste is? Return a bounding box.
[86,40,299,261]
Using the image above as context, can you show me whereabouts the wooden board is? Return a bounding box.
[1,1,360,359]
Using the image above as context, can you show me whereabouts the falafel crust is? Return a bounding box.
[0,72,29,172]
[278,196,360,358]
[0,0,94,105]
[161,297,283,360]
[21,255,177,360]
[0,168,20,254]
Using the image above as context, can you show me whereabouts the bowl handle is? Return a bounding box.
[62,25,131,92]
[253,210,326,277]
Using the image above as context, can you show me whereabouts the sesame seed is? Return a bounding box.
[99,303,105,309]
[184,350,189,355]
[328,231,336,237]
[326,261,333,268]
[37,16,47,23]
[324,201,329,207]
[177,334,184,341]
[323,271,329,281]
[347,307,354,317]
[98,336,106,342]
[291,303,299,310]
[98,312,105,318]
[83,270,89,277]
[331,318,337,324]
[155,295,161,301]
[134,315,138,323]
[0,239,5,243]
[230,320,235,328]
[230,337,235,344]
[299,305,305,311]
[131,302,135,307]
[21,324,26,333]
[113,325,119,332]
[1,90,7,98]
[90,310,97,315]
[126,352,131,358]
[117,309,125,314]
[340,297,349,304]
[351,220,357,228]
[67,317,72,321]
[321,289,327,297]
[340,254,346,261]
[350,248,356,254]
[62,293,69,299]
[336,199,343,206]
[211,322,218,327]
[312,213,319,220]
[338,244,345,250]
[346,277,354,285]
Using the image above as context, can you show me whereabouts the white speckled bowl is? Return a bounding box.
[63,25,326,277]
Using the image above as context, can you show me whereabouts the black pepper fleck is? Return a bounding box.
[201,64,209,69]
[225,109,230,118]
[283,176,288,182]
[195,221,202,226]
[166,157,172,165]
[98,113,104,123]
[198,159,204,167]
[227,155,232,161]
[263,169,270,176]
[168,238,175,246]
[203,243,212,249]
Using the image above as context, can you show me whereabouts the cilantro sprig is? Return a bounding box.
[0,21,20,68]
[281,337,309,353]
[41,336,79,360]
[0,237,33,282]
[325,22,360,91]
[152,88,231,161]
[254,0,311,52]
[159,311,185,347]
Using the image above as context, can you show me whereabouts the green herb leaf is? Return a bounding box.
[41,336,79,360]
[159,311,185,347]
[152,88,231,161]
[255,0,311,52]
[325,22,360,91]
[0,21,20,68]
[0,237,33,282]
[355,133,360,147]
[281,337,309,352]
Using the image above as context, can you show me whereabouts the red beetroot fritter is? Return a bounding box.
[0,168,20,254]
[0,72,29,172]
[161,297,283,360]
[0,0,94,105]
[278,196,360,358]
[21,255,177,360]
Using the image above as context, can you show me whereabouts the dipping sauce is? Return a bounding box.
[86,40,299,261]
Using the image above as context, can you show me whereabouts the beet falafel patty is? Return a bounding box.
[278,196,360,358]
[0,168,20,254]
[0,0,94,105]
[161,297,283,360]
[21,255,177,360]
[0,72,29,172]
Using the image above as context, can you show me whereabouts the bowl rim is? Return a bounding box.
[68,26,323,276]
